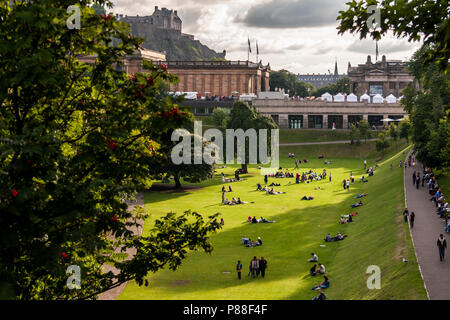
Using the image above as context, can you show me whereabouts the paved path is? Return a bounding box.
[98,193,145,300]
[279,138,377,146]
[404,153,450,300]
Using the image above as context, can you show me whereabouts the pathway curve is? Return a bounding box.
[404,153,450,300]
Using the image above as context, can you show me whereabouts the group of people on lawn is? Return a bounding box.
[236,256,268,279]
[241,235,263,247]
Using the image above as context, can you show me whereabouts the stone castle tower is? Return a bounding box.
[114,7,226,61]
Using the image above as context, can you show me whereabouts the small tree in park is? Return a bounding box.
[349,124,360,144]
[212,107,230,128]
[227,101,278,173]
[398,119,412,143]
[0,0,221,300]
[389,122,399,149]
[376,132,390,157]
[357,120,371,143]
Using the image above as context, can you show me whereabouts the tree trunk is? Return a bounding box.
[241,163,248,174]
[174,174,182,189]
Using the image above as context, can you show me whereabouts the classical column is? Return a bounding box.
[278,114,289,129]
[343,114,349,129]
[323,114,328,129]
[363,114,368,122]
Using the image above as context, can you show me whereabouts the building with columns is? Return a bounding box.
[153,60,271,97]
[348,55,418,97]
[254,98,407,129]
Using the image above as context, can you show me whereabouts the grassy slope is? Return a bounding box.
[118,140,426,300]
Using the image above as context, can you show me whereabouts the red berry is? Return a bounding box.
[61,252,68,258]
[112,214,118,221]
[108,139,117,150]
[12,190,18,197]
[160,64,167,71]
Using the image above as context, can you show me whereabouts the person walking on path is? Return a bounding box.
[437,234,447,262]
[364,159,367,170]
[259,257,267,278]
[410,212,415,228]
[413,171,416,185]
[236,260,242,280]
[416,175,421,189]
[403,208,409,223]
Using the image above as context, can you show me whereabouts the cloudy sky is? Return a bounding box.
[110,0,422,74]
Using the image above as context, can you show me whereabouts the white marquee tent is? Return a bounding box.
[321,92,332,102]
[373,94,384,103]
[347,93,358,102]
[333,93,345,102]
[385,94,397,103]
[360,93,370,102]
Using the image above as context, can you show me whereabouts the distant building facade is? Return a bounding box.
[153,60,271,97]
[297,61,346,88]
[348,55,418,97]
[77,48,166,74]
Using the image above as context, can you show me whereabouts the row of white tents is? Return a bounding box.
[321,92,403,104]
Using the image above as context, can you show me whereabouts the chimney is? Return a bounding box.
[366,55,372,64]
[154,6,158,11]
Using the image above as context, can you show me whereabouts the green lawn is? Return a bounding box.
[118,140,426,300]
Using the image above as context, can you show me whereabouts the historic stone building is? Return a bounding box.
[254,98,407,129]
[153,60,271,97]
[297,61,346,88]
[77,48,166,75]
[114,7,226,61]
[348,55,418,97]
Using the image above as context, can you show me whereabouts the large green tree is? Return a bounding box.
[0,0,220,299]
[337,0,449,72]
[269,70,311,97]
[226,101,278,173]
[401,46,449,169]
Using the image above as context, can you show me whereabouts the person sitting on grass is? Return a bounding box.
[241,235,249,245]
[325,233,332,242]
[257,236,263,246]
[252,216,258,224]
[228,186,232,192]
[237,198,243,204]
[339,216,348,224]
[261,217,276,223]
[256,183,262,191]
[316,263,326,275]
[308,253,319,262]
[360,176,368,183]
[312,276,330,290]
[301,196,314,200]
[351,200,363,208]
[312,288,327,300]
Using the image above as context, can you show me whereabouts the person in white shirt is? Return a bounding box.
[308,253,319,262]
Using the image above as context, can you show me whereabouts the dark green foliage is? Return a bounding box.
[0,0,220,299]
[269,70,311,97]
[337,0,449,72]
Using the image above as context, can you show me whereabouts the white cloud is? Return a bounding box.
[110,0,422,74]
